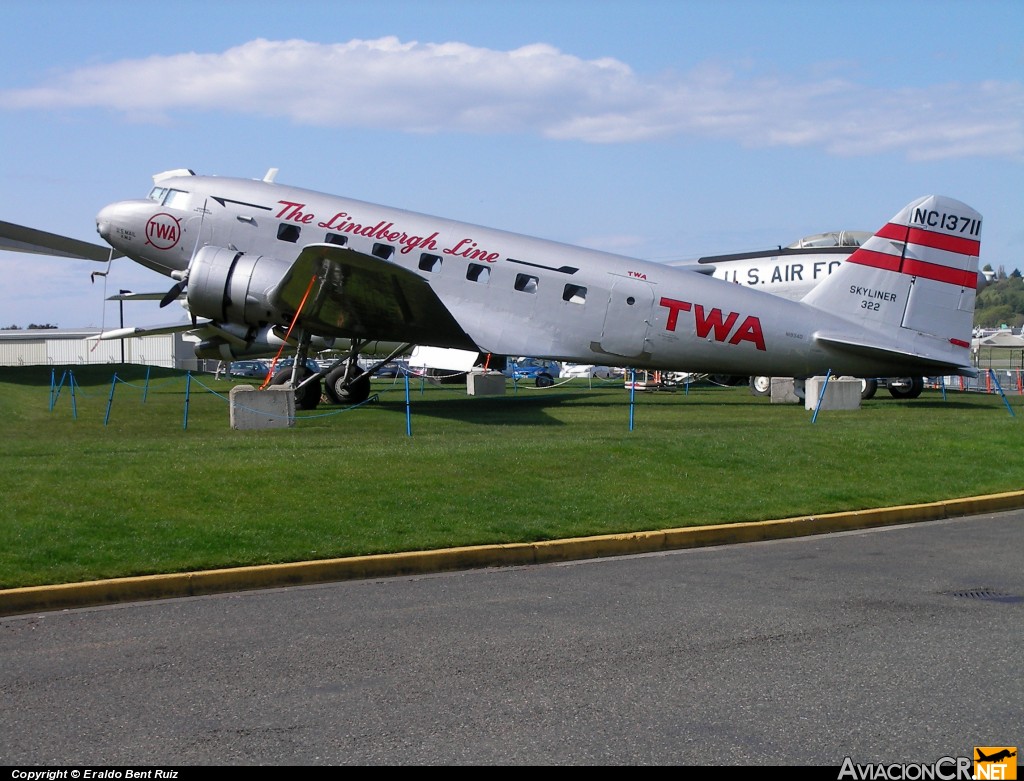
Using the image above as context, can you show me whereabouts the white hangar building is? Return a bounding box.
[0,328,204,370]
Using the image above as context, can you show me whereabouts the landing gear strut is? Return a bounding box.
[270,329,324,411]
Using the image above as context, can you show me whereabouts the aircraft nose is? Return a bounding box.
[95,203,118,242]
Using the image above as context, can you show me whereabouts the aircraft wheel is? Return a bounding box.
[860,378,878,400]
[536,372,555,388]
[888,376,924,399]
[749,376,771,397]
[325,367,371,405]
[271,367,321,410]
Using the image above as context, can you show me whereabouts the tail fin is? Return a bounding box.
[802,195,981,372]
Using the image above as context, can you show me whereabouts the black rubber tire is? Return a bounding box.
[536,372,555,388]
[888,376,924,399]
[860,378,878,400]
[324,367,371,405]
[271,367,321,410]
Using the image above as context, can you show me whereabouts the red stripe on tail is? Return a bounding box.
[875,222,980,256]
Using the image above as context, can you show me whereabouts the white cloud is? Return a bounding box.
[1,37,1021,160]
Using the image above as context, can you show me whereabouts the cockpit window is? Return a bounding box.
[147,187,190,209]
[163,189,191,210]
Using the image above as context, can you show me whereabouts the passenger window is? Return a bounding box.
[277,224,301,243]
[514,274,539,294]
[467,264,490,283]
[419,253,442,273]
[373,243,395,260]
[563,284,587,304]
[325,233,348,246]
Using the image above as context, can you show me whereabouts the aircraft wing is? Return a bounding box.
[814,332,979,377]
[0,220,121,261]
[89,320,211,340]
[271,243,477,349]
[107,292,169,302]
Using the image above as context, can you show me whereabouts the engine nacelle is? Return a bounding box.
[194,323,334,361]
[186,246,292,326]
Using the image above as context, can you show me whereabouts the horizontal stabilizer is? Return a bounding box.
[815,332,978,377]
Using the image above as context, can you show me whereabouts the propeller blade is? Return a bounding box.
[159,280,187,308]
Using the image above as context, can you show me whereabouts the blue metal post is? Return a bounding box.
[51,370,67,411]
[629,368,636,431]
[404,371,412,437]
[143,365,151,403]
[104,373,117,426]
[988,369,1015,417]
[811,370,833,424]
[183,372,192,429]
[69,371,78,420]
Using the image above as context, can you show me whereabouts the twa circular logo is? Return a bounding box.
[145,212,182,250]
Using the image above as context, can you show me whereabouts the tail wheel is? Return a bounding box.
[271,367,322,411]
[324,366,371,405]
[749,376,771,397]
[888,377,924,399]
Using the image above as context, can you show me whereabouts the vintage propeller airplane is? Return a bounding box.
[4,168,982,410]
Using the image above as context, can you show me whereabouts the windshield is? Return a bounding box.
[147,187,191,210]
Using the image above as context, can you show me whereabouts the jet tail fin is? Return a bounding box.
[802,195,981,373]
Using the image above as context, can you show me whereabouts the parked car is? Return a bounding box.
[502,357,561,387]
[375,359,409,378]
[273,357,321,374]
[560,363,619,379]
[229,360,270,378]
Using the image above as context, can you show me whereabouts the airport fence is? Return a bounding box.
[932,370,1024,395]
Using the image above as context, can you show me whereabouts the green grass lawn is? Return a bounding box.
[1,365,1020,588]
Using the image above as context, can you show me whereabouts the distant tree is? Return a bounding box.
[26,323,58,330]
[1013,269,1022,279]
[976,275,1024,328]
[3,324,22,330]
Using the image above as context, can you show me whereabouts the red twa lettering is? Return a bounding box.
[660,296,692,331]
[659,296,766,351]
[729,316,766,351]
[144,213,181,250]
[694,305,737,342]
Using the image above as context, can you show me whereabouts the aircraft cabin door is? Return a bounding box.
[599,276,655,359]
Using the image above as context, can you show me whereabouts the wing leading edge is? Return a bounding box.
[0,220,122,262]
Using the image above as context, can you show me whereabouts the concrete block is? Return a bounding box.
[466,371,506,396]
[805,376,862,412]
[770,377,801,404]
[229,385,295,429]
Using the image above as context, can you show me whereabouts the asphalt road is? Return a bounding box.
[1,511,1021,766]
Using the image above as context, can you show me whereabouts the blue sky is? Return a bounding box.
[1,0,1020,329]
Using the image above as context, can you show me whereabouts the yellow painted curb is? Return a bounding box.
[2,490,1023,617]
